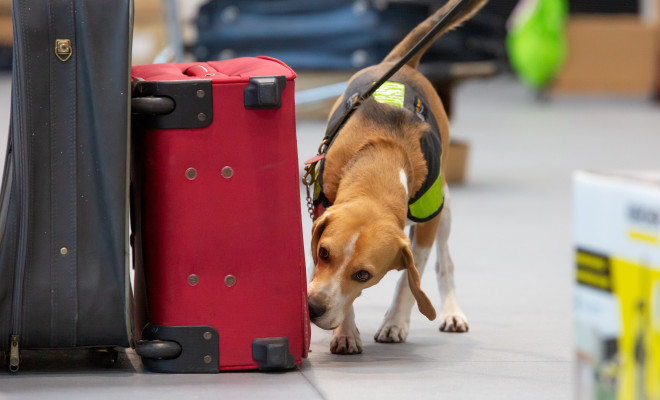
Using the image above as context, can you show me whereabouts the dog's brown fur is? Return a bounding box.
[307,0,488,354]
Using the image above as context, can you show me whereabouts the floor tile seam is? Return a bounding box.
[297,368,329,400]
[308,360,571,366]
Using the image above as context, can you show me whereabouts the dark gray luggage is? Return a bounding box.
[0,0,134,372]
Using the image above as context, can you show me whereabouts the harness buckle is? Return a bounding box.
[317,139,328,155]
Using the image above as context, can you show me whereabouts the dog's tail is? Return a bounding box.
[383,0,488,68]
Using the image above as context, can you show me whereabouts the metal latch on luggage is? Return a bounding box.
[132,79,213,130]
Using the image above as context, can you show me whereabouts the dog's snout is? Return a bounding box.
[308,297,326,320]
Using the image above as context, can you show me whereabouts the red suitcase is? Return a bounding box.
[130,57,309,372]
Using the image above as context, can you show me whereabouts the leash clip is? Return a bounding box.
[301,139,328,220]
[302,165,316,221]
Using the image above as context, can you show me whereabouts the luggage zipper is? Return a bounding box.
[8,108,28,373]
[8,64,29,374]
[9,335,19,372]
[8,8,29,371]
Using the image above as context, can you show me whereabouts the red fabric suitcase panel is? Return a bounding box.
[134,58,308,370]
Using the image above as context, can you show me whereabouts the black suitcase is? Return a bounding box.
[0,0,134,372]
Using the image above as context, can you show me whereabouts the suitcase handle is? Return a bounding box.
[131,79,213,129]
[131,97,175,116]
[183,64,217,78]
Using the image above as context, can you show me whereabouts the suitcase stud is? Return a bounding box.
[221,167,233,179]
[224,275,236,287]
[187,274,199,286]
[185,168,197,180]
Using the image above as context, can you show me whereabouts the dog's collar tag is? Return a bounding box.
[305,154,325,165]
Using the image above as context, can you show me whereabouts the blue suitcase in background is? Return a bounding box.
[195,0,431,70]
[194,0,506,71]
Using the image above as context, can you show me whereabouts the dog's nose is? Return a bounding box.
[308,297,326,320]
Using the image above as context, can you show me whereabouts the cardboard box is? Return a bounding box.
[0,15,11,46]
[134,0,165,25]
[574,171,660,400]
[132,23,168,65]
[446,140,468,184]
[132,0,167,65]
[554,16,658,95]
[0,0,10,17]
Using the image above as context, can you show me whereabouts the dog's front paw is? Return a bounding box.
[374,318,409,343]
[330,320,362,354]
[439,311,469,333]
[330,326,363,355]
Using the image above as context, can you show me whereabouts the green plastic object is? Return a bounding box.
[506,0,568,88]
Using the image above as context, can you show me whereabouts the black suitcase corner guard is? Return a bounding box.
[137,324,219,373]
[244,76,287,109]
[132,79,213,130]
[252,337,296,371]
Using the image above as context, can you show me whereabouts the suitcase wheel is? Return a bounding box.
[92,347,119,368]
[135,340,182,360]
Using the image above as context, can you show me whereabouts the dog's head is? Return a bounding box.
[307,201,436,330]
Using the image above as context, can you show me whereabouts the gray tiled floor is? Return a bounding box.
[1,73,659,399]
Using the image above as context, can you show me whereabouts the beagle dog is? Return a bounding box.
[307,0,487,354]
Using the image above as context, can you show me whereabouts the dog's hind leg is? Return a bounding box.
[435,186,469,332]
[374,215,440,343]
[330,305,363,354]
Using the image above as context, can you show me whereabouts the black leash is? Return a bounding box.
[302,0,467,219]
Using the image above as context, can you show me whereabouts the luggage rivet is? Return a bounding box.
[196,90,205,99]
[60,247,68,255]
[186,168,197,180]
[203,332,212,340]
[224,275,236,287]
[221,167,233,179]
[198,113,207,122]
[188,274,199,286]
[203,355,212,364]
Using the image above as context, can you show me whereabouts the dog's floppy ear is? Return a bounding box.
[311,212,330,265]
[398,239,436,321]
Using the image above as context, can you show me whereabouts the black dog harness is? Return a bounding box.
[302,0,468,221]
[312,79,444,223]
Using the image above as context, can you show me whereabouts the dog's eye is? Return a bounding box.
[353,270,372,283]
[319,247,330,262]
